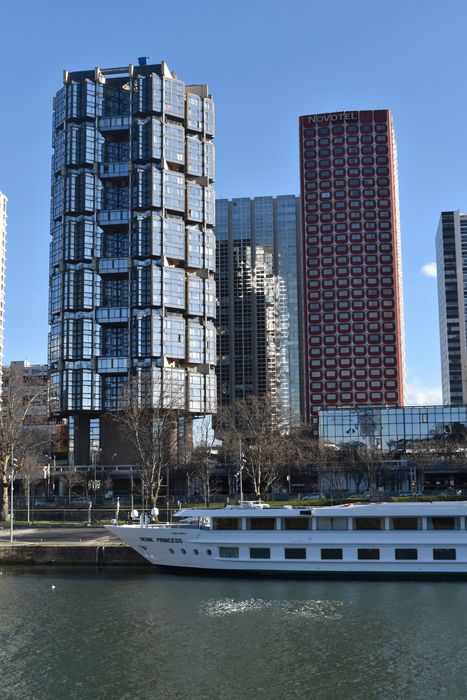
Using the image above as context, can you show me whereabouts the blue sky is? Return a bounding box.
[1,0,465,404]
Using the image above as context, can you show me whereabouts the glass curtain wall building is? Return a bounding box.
[215,196,303,426]
[299,110,406,428]
[436,211,467,404]
[48,60,216,465]
[0,193,5,393]
[319,405,467,452]
[319,405,467,490]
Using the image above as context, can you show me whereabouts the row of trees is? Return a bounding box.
[0,369,49,521]
[120,389,467,506]
[4,366,467,520]
[113,387,393,506]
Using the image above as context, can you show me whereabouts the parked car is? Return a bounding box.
[34,497,60,507]
[300,493,323,500]
[68,497,90,506]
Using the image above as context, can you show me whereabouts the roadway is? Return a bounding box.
[0,527,119,544]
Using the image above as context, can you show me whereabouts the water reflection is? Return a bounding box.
[1,568,467,700]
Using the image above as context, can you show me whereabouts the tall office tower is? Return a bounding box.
[436,211,467,404]
[215,196,303,426]
[299,110,406,426]
[3,361,52,436]
[0,193,6,390]
[48,59,216,465]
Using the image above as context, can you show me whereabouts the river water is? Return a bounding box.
[1,567,467,700]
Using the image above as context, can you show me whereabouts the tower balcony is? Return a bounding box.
[98,258,128,274]
[98,210,129,226]
[99,163,129,179]
[97,357,129,373]
[96,307,129,324]
[99,116,130,132]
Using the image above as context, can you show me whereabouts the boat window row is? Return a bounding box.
[212,516,464,531]
[218,547,458,561]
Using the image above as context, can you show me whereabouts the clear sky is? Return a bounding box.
[1,0,465,405]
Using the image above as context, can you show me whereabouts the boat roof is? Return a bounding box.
[175,501,467,518]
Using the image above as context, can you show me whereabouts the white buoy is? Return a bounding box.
[51,585,56,590]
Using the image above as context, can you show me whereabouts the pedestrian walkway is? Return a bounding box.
[0,526,118,545]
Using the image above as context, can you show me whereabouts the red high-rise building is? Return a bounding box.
[299,109,406,425]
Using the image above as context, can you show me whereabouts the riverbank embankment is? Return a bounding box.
[0,527,149,566]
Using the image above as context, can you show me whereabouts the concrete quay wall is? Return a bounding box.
[0,543,150,567]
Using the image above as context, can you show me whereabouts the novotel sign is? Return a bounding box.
[302,112,358,125]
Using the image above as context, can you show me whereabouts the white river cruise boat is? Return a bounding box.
[106,500,467,577]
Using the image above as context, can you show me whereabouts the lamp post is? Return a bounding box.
[44,453,56,496]
[26,475,31,526]
[91,447,102,502]
[235,466,244,504]
[10,453,17,543]
[10,468,14,542]
[237,439,246,503]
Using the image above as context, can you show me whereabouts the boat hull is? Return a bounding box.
[106,523,467,578]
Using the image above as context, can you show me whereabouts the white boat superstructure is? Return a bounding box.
[106,501,467,577]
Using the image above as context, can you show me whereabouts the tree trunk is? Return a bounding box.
[1,480,9,522]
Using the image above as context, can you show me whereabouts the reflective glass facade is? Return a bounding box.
[215,196,303,425]
[436,211,467,404]
[300,110,406,426]
[48,61,216,464]
[319,405,467,452]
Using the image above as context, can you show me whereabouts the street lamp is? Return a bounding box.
[44,453,56,496]
[43,464,50,496]
[90,447,102,502]
[10,455,18,543]
[236,441,246,504]
[235,465,244,504]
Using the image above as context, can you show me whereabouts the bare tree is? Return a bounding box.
[216,433,242,498]
[0,368,50,522]
[111,369,184,510]
[218,395,288,500]
[19,447,45,524]
[61,469,87,503]
[189,416,220,506]
[288,431,327,494]
[339,443,381,495]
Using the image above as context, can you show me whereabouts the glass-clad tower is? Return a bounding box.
[48,60,216,465]
[215,196,303,426]
[0,192,6,391]
[436,211,467,404]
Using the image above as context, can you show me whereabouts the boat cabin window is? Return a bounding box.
[250,547,271,559]
[321,548,343,560]
[391,517,419,530]
[355,517,383,530]
[433,548,456,560]
[357,548,380,560]
[428,517,459,530]
[316,517,348,531]
[395,548,418,560]
[219,546,239,559]
[213,518,241,530]
[282,517,311,530]
[284,548,307,560]
[248,517,276,530]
